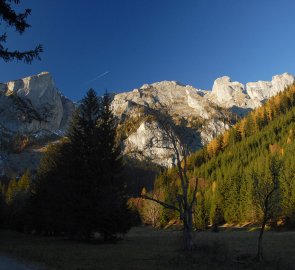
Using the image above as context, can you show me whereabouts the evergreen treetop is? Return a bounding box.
[0,0,43,63]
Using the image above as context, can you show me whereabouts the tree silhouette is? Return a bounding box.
[253,155,282,262]
[0,0,42,63]
[96,92,134,240]
[30,90,134,240]
[140,107,199,251]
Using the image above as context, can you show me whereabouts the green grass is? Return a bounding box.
[0,227,295,270]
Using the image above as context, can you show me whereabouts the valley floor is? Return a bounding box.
[0,254,44,270]
[0,227,294,270]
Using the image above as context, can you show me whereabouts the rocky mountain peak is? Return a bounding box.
[0,72,75,134]
[113,72,295,166]
[1,72,295,175]
[0,72,75,177]
[210,76,246,107]
[246,72,295,101]
[207,72,295,109]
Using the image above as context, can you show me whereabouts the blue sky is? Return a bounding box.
[1,0,295,101]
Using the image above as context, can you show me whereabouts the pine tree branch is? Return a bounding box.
[0,1,43,63]
[0,0,31,33]
[0,44,43,63]
[0,33,7,42]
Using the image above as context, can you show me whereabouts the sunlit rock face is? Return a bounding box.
[210,76,246,106]
[207,76,259,109]
[1,72,294,174]
[112,81,230,166]
[123,121,176,167]
[112,73,295,166]
[0,72,75,177]
[205,73,295,111]
[246,73,295,101]
[112,81,214,119]
[0,72,75,133]
[123,120,203,167]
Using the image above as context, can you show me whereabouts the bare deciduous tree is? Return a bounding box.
[140,107,199,251]
[253,155,282,262]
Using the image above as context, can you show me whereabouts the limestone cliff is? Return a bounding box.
[1,72,294,175]
[112,73,295,166]
[0,72,75,177]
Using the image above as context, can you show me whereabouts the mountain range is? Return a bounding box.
[0,72,294,176]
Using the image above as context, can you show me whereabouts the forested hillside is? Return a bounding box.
[140,84,295,229]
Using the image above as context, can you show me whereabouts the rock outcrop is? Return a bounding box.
[112,73,295,166]
[207,72,294,110]
[0,72,75,134]
[246,73,295,101]
[112,81,232,166]
[0,72,75,177]
[210,76,246,107]
[1,72,294,174]
[112,81,215,119]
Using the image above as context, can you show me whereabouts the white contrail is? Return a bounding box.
[83,71,109,85]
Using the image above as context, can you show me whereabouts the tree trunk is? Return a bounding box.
[183,207,194,251]
[256,216,267,262]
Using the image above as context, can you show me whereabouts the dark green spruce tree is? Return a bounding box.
[63,88,102,239]
[29,141,71,235]
[30,89,134,240]
[29,89,101,237]
[96,92,134,240]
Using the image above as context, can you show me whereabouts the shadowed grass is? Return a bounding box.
[0,227,294,270]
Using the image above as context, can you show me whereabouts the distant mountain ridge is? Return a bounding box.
[0,72,294,176]
[112,72,294,166]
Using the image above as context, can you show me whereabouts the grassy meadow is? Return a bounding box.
[0,227,295,270]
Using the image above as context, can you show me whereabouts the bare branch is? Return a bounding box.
[141,194,180,212]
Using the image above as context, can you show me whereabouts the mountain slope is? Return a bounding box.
[112,73,295,166]
[0,72,294,176]
[153,84,295,227]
